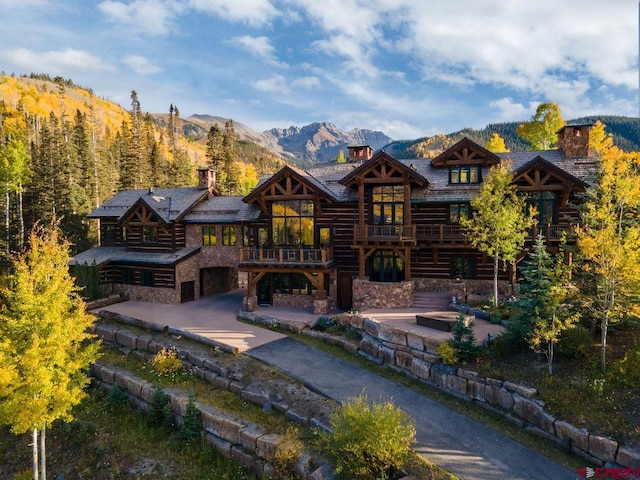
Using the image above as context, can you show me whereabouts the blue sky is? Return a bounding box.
[1,0,638,140]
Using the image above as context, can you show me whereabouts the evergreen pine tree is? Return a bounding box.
[179,392,201,444]
[148,385,169,428]
[450,313,481,362]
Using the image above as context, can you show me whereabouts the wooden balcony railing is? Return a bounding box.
[526,224,575,241]
[353,224,416,243]
[416,224,465,243]
[239,247,333,266]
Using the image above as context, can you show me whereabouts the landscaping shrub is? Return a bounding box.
[148,385,170,429]
[312,316,346,335]
[318,395,415,480]
[273,427,304,479]
[437,341,458,365]
[557,326,593,359]
[180,392,201,445]
[150,346,185,378]
[107,384,128,412]
[450,314,481,362]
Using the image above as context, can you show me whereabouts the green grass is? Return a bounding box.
[101,346,289,433]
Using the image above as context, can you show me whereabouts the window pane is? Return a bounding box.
[470,167,479,183]
[450,168,459,184]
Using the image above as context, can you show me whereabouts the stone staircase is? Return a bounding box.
[413,291,451,311]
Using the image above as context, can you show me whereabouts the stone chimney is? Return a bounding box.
[347,145,373,163]
[197,168,216,190]
[556,124,593,157]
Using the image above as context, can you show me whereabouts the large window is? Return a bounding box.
[141,226,157,243]
[449,166,481,184]
[141,269,153,286]
[272,200,314,246]
[372,186,404,225]
[103,224,117,242]
[449,203,470,223]
[369,250,405,282]
[222,225,237,246]
[274,273,314,295]
[202,225,217,246]
[526,191,556,226]
[451,256,474,279]
[319,227,331,247]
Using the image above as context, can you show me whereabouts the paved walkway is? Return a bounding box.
[96,291,574,479]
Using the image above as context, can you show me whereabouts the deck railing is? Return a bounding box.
[239,247,333,265]
[353,224,416,243]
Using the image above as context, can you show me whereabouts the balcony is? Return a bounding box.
[239,247,333,268]
[526,224,575,242]
[353,225,416,244]
[416,224,466,243]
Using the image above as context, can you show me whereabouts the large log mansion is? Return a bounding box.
[71,124,597,314]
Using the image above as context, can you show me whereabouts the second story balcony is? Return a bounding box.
[239,247,333,268]
[353,224,416,244]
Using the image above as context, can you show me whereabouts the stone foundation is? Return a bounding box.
[272,293,315,309]
[413,277,518,298]
[352,279,414,310]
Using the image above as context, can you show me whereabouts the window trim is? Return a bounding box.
[202,225,217,246]
[449,165,481,184]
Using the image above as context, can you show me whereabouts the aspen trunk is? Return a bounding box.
[40,422,46,480]
[32,428,38,480]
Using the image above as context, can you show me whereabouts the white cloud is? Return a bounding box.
[123,55,162,74]
[231,36,287,67]
[98,0,182,35]
[189,0,277,26]
[2,48,113,73]
[489,98,534,121]
[253,74,290,94]
[292,76,320,89]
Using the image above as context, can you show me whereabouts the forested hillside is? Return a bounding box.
[385,117,639,158]
[0,74,282,259]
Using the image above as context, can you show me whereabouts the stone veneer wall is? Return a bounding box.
[273,293,315,309]
[352,279,414,310]
[305,312,640,470]
[413,277,516,297]
[112,284,178,304]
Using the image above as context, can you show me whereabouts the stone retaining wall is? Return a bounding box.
[317,312,640,470]
[91,320,337,479]
[91,362,332,479]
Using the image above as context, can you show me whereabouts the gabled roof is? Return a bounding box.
[339,151,428,187]
[243,164,338,205]
[431,137,501,168]
[87,187,211,222]
[513,155,591,190]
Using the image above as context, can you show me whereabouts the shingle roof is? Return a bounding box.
[295,146,598,203]
[69,246,200,266]
[184,196,261,223]
[88,187,208,221]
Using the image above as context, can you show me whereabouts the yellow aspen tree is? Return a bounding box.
[577,122,640,372]
[0,222,101,479]
[485,133,510,153]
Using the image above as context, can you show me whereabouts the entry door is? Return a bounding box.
[180,281,195,303]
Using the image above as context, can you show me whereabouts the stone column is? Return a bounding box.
[313,299,329,315]
[242,295,258,312]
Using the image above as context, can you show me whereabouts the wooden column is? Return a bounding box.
[359,246,365,278]
[247,271,254,297]
[404,246,411,280]
[404,180,411,226]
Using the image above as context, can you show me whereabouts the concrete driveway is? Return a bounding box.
[94,289,287,352]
